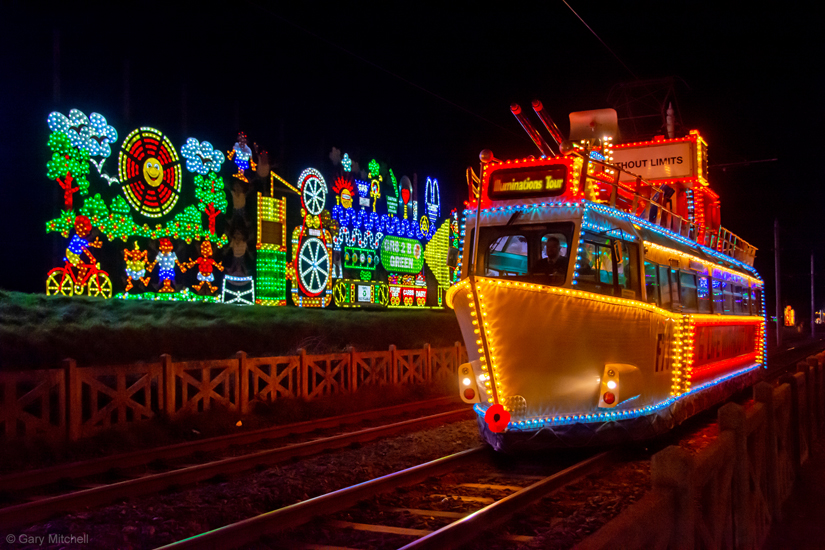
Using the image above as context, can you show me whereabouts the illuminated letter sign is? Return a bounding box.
[612,141,693,182]
[488,165,567,200]
[381,236,424,273]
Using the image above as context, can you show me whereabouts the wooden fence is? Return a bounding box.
[0,342,468,442]
[577,353,825,550]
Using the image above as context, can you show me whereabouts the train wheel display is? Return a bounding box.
[297,237,330,295]
[332,280,348,306]
[376,283,389,307]
[302,173,327,216]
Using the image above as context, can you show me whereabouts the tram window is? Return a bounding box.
[680,272,698,311]
[644,261,659,304]
[710,278,724,313]
[722,281,735,314]
[697,276,711,313]
[658,266,672,309]
[534,232,570,285]
[485,234,528,277]
[475,222,574,284]
[734,285,748,314]
[754,289,764,315]
[576,238,614,296]
[617,242,639,299]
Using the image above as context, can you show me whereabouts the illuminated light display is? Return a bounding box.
[784,305,795,327]
[184,241,224,294]
[118,127,183,218]
[291,168,334,307]
[48,110,118,176]
[181,137,225,175]
[388,273,427,307]
[332,278,390,308]
[116,289,221,303]
[46,215,112,298]
[43,109,446,310]
[123,241,156,293]
[424,219,451,306]
[222,275,255,306]
[299,168,328,216]
[194,172,228,234]
[232,133,252,172]
[47,130,91,210]
[156,238,186,293]
[425,177,441,226]
[381,236,424,274]
[256,193,288,306]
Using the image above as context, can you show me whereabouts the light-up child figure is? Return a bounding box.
[123,241,156,292]
[232,133,252,176]
[65,216,102,271]
[184,241,224,294]
[156,238,186,293]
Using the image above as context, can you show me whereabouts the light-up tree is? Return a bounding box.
[46,131,90,210]
[194,172,228,234]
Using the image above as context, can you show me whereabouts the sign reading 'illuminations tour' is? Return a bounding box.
[488,165,567,200]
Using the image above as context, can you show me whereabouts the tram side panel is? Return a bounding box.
[453,279,676,420]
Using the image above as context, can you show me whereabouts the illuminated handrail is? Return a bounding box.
[581,154,757,266]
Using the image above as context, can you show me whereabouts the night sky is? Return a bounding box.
[1,3,822,321]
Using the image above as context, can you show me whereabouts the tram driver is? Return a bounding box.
[534,235,569,280]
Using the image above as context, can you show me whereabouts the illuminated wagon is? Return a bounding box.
[449,108,765,451]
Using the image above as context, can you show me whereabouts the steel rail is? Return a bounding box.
[0,407,471,530]
[0,396,457,493]
[154,447,488,550]
[399,450,616,550]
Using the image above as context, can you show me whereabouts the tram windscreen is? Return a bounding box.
[477,223,574,285]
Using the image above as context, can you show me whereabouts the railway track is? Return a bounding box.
[155,447,617,550]
[0,397,470,530]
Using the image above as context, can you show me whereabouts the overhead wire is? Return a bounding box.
[561,0,639,80]
[244,1,521,137]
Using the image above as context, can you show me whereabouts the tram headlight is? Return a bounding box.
[458,361,482,405]
[606,380,617,390]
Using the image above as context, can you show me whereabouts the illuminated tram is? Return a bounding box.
[448,104,765,451]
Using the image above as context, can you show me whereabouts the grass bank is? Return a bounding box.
[0,290,463,371]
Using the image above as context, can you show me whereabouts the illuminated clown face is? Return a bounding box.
[340,188,353,209]
[143,158,164,187]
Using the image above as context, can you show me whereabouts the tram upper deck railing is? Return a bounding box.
[578,153,757,267]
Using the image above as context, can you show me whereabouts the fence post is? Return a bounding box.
[348,346,357,393]
[651,445,695,550]
[805,358,819,432]
[161,354,174,417]
[238,351,248,414]
[63,358,80,442]
[298,348,307,399]
[719,402,750,548]
[755,381,781,521]
[424,343,432,382]
[798,362,815,454]
[780,374,803,467]
[389,344,397,385]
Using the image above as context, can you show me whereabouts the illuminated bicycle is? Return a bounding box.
[46,260,113,298]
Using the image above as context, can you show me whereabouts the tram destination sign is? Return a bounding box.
[488,165,567,200]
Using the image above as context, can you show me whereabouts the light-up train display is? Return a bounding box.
[448,103,765,451]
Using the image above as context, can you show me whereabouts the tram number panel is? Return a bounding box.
[488,165,568,200]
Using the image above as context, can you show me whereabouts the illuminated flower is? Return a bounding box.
[484,404,510,433]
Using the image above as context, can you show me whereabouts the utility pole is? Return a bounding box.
[812,253,815,338]
[775,219,782,347]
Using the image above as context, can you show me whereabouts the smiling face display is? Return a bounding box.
[142,157,164,187]
[341,189,353,208]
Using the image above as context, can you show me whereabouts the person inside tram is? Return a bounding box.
[534,235,569,278]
